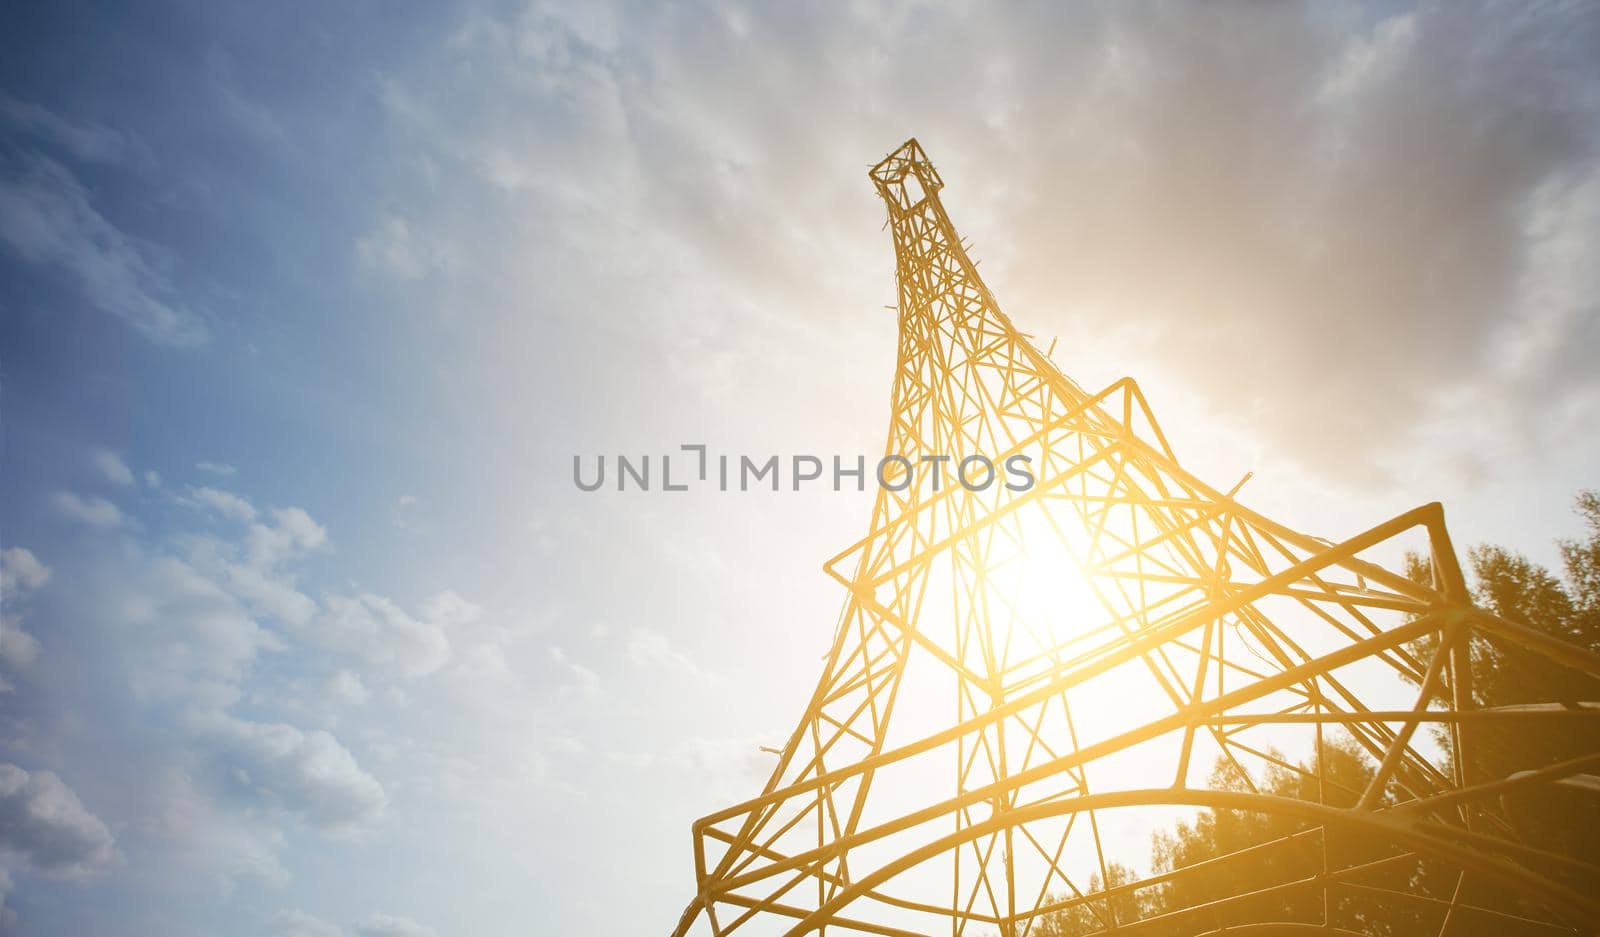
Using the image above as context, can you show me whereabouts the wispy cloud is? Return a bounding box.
[375,1,1600,485]
[189,712,388,833]
[626,627,706,682]
[547,645,600,699]
[355,912,436,937]
[9,472,482,914]
[270,910,438,937]
[356,214,457,282]
[0,763,115,876]
[0,547,49,595]
[0,150,206,345]
[0,547,49,675]
[0,762,115,928]
[314,593,452,678]
[51,491,124,528]
[0,93,136,165]
[185,486,258,523]
[273,910,345,937]
[89,449,135,487]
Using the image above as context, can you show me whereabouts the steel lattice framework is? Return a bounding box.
[671,140,1600,937]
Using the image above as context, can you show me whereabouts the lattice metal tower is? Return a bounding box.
[671,140,1600,937]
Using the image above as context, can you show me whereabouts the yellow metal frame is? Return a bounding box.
[671,140,1600,937]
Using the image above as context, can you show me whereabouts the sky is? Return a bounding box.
[1,1,1598,935]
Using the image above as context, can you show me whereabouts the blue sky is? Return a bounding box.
[2,2,1599,935]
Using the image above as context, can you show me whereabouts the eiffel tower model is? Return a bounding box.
[671,139,1600,937]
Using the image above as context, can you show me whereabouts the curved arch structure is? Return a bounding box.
[671,140,1600,937]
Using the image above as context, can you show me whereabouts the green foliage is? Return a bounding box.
[1030,738,1439,936]
[1030,491,1600,936]
[1028,862,1149,936]
[1405,492,1600,874]
[1403,490,1600,708]
[1559,490,1600,645]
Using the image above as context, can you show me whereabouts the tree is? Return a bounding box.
[1029,862,1149,937]
[1147,737,1431,937]
[1030,491,1600,936]
[1405,490,1600,875]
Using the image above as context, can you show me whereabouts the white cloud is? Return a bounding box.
[181,495,322,628]
[271,910,437,937]
[327,669,371,707]
[180,521,460,682]
[0,622,40,676]
[90,448,135,486]
[655,735,780,805]
[112,553,275,709]
[626,628,705,681]
[355,912,435,937]
[0,763,115,876]
[419,589,481,628]
[393,495,424,532]
[385,1,1600,489]
[314,594,451,678]
[246,507,328,568]
[192,713,387,833]
[196,461,237,477]
[0,548,49,595]
[547,646,599,699]
[447,641,510,683]
[136,766,291,892]
[273,910,345,937]
[0,94,132,165]
[11,485,403,896]
[0,865,13,928]
[225,561,317,628]
[187,486,258,522]
[356,214,455,281]
[51,491,123,528]
[0,153,205,345]
[0,547,48,673]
